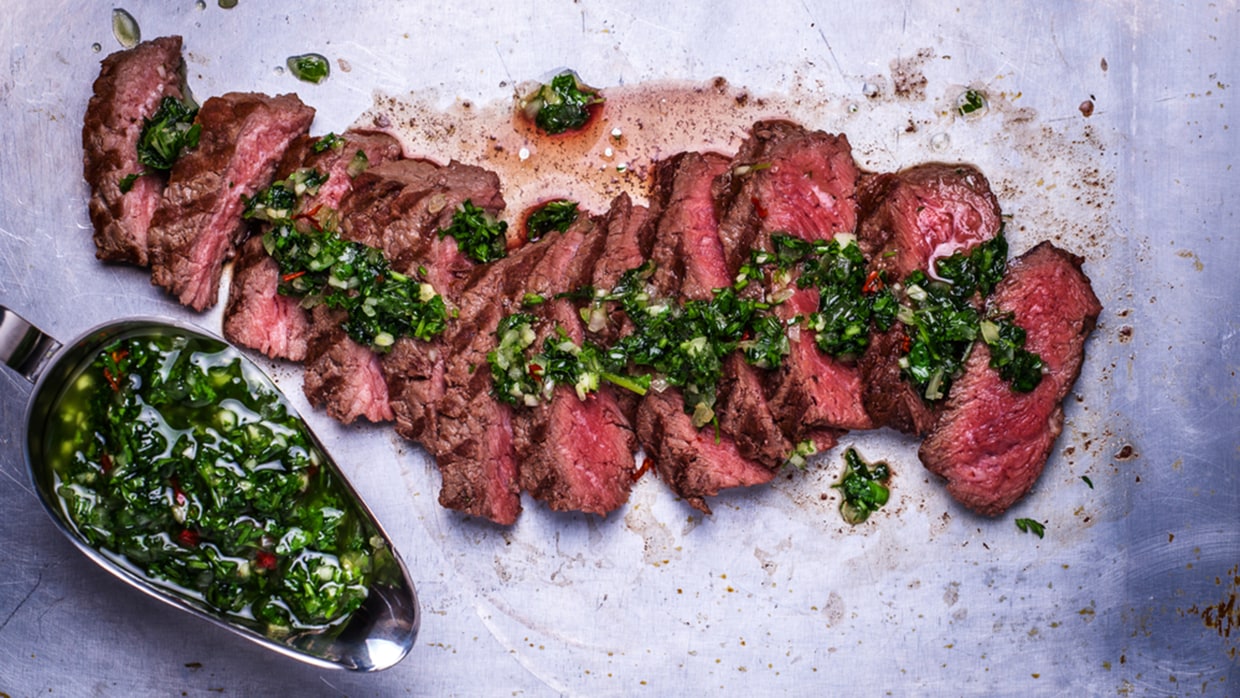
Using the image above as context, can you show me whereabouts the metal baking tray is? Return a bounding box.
[1,1,1236,694]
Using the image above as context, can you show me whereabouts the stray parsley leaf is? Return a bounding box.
[524,71,604,135]
[1015,517,1046,538]
[834,448,892,524]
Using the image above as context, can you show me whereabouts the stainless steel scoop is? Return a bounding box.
[0,305,419,671]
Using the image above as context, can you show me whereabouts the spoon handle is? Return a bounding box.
[0,306,61,383]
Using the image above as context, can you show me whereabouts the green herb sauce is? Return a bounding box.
[439,200,509,264]
[287,53,330,84]
[119,96,201,193]
[522,72,604,135]
[46,332,397,637]
[834,448,892,524]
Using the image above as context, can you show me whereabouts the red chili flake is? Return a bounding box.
[100,452,114,475]
[177,529,200,547]
[751,196,769,219]
[632,459,654,483]
[109,349,129,364]
[294,204,324,226]
[255,550,278,571]
[528,363,543,381]
[281,270,307,283]
[901,334,912,354]
[861,270,884,294]
[102,367,121,392]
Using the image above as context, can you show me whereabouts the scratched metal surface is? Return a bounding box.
[1,1,1237,695]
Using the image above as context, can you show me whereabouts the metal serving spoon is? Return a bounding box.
[0,305,419,671]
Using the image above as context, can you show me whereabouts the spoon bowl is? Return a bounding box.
[4,306,419,671]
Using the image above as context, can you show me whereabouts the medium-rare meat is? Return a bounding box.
[82,36,188,266]
[340,158,505,293]
[302,305,395,424]
[512,216,637,516]
[637,390,776,514]
[714,120,860,274]
[343,158,506,440]
[148,92,315,310]
[918,242,1101,515]
[632,152,783,511]
[425,241,559,525]
[223,130,403,361]
[649,152,792,467]
[855,163,1002,435]
[222,236,311,361]
[714,120,870,435]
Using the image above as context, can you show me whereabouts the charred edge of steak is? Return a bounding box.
[83,35,187,266]
[148,92,315,311]
[918,242,1102,516]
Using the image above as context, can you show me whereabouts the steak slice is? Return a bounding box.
[714,120,870,435]
[918,242,1102,515]
[149,92,315,310]
[714,120,860,274]
[856,163,1003,435]
[222,236,310,361]
[632,152,783,509]
[348,158,506,442]
[636,390,776,515]
[223,130,403,361]
[341,158,506,292]
[649,152,792,467]
[513,218,636,516]
[302,305,395,424]
[426,240,558,525]
[82,35,188,266]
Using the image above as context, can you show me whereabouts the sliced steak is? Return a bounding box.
[714,121,870,435]
[149,92,315,310]
[82,35,188,266]
[351,158,507,444]
[425,240,559,525]
[222,236,310,361]
[223,129,403,361]
[513,218,636,516]
[340,158,505,293]
[302,305,395,424]
[636,390,776,515]
[919,242,1102,516]
[632,152,782,509]
[714,120,860,274]
[649,152,792,467]
[856,163,1003,435]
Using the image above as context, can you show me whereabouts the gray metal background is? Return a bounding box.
[1,1,1236,695]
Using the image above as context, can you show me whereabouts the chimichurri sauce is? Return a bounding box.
[45,331,395,638]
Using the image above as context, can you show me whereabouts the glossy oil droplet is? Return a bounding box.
[930,132,951,152]
[111,9,140,49]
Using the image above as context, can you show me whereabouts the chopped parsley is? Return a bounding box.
[119,96,201,192]
[897,233,1043,400]
[834,448,892,524]
[957,89,987,117]
[522,71,604,135]
[439,200,509,264]
[312,132,344,153]
[243,169,328,222]
[525,200,579,241]
[1015,517,1046,538]
[263,221,447,350]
